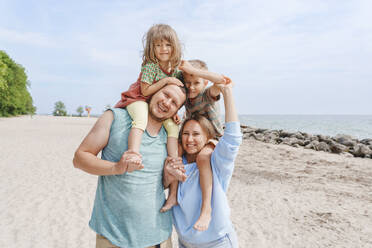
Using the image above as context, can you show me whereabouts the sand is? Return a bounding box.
[1,115,371,248]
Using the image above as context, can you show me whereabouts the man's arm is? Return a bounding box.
[73,111,131,175]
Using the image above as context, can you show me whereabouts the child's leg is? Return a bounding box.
[194,143,215,231]
[161,118,180,212]
[126,101,148,165]
[160,180,178,212]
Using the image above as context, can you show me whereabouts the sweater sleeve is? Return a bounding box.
[211,122,242,191]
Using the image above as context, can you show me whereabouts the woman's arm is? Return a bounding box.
[210,80,242,191]
[220,79,239,123]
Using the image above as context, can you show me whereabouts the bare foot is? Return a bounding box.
[193,211,211,231]
[160,194,177,212]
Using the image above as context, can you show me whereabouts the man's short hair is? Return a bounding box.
[188,59,208,71]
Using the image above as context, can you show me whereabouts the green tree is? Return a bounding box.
[0,50,36,117]
[53,101,67,116]
[76,106,84,116]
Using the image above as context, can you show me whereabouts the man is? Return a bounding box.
[73,84,186,248]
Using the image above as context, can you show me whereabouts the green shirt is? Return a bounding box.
[141,62,182,85]
[89,108,172,248]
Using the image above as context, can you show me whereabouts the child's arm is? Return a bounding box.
[141,77,183,96]
[180,60,225,85]
[208,76,232,98]
[179,60,226,98]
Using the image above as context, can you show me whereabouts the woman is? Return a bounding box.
[164,82,242,247]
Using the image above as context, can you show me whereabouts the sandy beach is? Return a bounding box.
[1,115,371,248]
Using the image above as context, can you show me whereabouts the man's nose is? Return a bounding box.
[164,98,172,106]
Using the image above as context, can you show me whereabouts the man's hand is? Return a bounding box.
[112,150,144,175]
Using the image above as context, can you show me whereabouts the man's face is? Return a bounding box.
[184,73,208,99]
[149,84,186,122]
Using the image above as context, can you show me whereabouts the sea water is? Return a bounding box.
[238,115,372,140]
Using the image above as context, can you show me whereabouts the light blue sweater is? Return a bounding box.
[172,122,242,244]
[89,108,172,248]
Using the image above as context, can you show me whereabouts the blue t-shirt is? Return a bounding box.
[89,108,172,248]
[172,122,242,244]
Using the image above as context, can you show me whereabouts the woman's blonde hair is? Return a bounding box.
[142,24,182,70]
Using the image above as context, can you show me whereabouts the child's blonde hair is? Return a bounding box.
[188,59,208,71]
[142,24,182,70]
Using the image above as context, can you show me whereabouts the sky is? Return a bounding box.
[1,0,371,115]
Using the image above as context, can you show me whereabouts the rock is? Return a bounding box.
[328,140,348,154]
[282,137,299,146]
[252,133,265,142]
[264,132,279,144]
[303,140,311,146]
[360,138,372,146]
[309,135,319,141]
[294,132,305,140]
[335,134,357,147]
[242,127,257,134]
[317,141,331,152]
[341,152,354,158]
[240,124,248,128]
[306,140,319,150]
[317,134,331,143]
[279,130,293,138]
[256,128,268,134]
[352,144,372,158]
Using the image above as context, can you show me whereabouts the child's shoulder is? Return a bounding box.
[141,61,160,71]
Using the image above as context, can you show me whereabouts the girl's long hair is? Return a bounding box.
[142,24,182,71]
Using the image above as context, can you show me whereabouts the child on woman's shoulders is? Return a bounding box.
[166,59,230,231]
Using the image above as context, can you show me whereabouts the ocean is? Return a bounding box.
[238,115,372,140]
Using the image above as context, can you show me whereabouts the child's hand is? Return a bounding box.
[172,114,181,125]
[166,77,184,87]
[179,60,195,74]
[223,75,232,85]
[214,76,233,91]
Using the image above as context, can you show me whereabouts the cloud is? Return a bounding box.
[0,28,58,48]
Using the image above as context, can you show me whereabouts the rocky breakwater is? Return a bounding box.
[241,125,372,159]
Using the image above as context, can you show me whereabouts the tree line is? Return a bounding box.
[0,50,36,117]
[53,101,111,117]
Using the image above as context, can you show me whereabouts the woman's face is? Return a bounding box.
[181,120,208,155]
